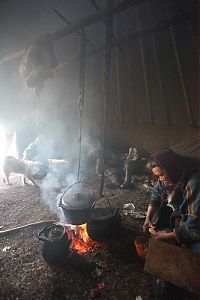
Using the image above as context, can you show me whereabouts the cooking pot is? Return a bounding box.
[134,234,150,260]
[59,182,96,225]
[87,197,121,242]
[38,223,71,265]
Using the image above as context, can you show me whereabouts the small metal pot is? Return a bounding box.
[59,182,96,225]
[87,197,121,242]
[38,223,71,265]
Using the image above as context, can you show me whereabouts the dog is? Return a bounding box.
[2,156,43,186]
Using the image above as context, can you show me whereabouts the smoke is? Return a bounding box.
[39,159,77,222]
[39,135,100,223]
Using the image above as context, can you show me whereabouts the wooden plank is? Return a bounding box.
[145,238,200,295]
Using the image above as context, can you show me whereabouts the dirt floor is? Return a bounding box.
[0,170,156,300]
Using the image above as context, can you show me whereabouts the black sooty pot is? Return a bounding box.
[38,223,71,266]
[87,198,121,242]
[59,182,95,225]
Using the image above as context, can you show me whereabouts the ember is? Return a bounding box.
[65,224,99,254]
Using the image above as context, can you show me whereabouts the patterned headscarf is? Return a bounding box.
[151,149,200,185]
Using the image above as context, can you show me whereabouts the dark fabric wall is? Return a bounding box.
[0,0,199,157]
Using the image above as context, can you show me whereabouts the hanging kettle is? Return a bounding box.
[59,182,96,225]
[87,197,121,242]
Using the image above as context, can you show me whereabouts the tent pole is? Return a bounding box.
[147,1,171,126]
[135,6,153,125]
[165,1,194,127]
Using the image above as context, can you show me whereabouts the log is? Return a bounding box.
[145,238,200,295]
[0,220,55,238]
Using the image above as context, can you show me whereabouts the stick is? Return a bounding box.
[0,220,55,238]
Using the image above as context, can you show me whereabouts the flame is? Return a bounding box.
[66,224,99,254]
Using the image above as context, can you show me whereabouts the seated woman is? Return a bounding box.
[142,149,200,253]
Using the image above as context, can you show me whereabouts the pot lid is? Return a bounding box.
[45,224,65,241]
[61,182,95,209]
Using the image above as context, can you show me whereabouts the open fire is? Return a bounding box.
[65,224,99,254]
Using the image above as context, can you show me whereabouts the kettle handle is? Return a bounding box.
[38,224,60,242]
[59,181,96,207]
[90,196,114,215]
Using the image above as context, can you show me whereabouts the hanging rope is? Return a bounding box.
[77,30,86,182]
[99,8,113,197]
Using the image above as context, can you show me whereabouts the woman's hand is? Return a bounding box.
[142,218,155,232]
[154,230,176,241]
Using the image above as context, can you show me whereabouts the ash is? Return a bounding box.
[0,172,153,300]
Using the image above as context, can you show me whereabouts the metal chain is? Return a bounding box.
[99,9,113,197]
[77,30,86,182]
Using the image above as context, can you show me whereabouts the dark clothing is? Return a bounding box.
[150,150,200,248]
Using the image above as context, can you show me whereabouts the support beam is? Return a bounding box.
[51,0,146,41]
[136,7,153,125]
[0,9,189,66]
[53,8,99,52]
[165,1,194,127]
[54,11,190,72]
[82,12,192,57]
[115,45,123,126]
[147,1,171,126]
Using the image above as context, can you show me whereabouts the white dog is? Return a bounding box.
[2,156,42,186]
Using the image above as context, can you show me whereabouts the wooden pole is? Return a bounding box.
[124,13,137,124]
[52,12,190,74]
[125,43,137,124]
[114,45,123,127]
[0,220,55,238]
[147,1,171,126]
[99,0,113,198]
[53,8,103,56]
[165,1,194,127]
[135,7,153,125]
[0,11,189,66]
[51,0,146,40]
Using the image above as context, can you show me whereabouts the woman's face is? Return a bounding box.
[152,166,172,186]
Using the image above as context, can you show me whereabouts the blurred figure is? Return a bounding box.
[23,134,46,162]
[22,134,49,179]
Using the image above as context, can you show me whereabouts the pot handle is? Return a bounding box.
[59,181,96,207]
[90,196,114,215]
[38,224,59,242]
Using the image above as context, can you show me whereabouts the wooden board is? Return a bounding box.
[145,238,200,295]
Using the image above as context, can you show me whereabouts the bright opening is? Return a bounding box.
[0,124,18,173]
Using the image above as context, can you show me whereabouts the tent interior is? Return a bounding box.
[0,1,200,299]
[0,0,199,160]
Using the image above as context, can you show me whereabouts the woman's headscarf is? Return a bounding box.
[151,149,200,184]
